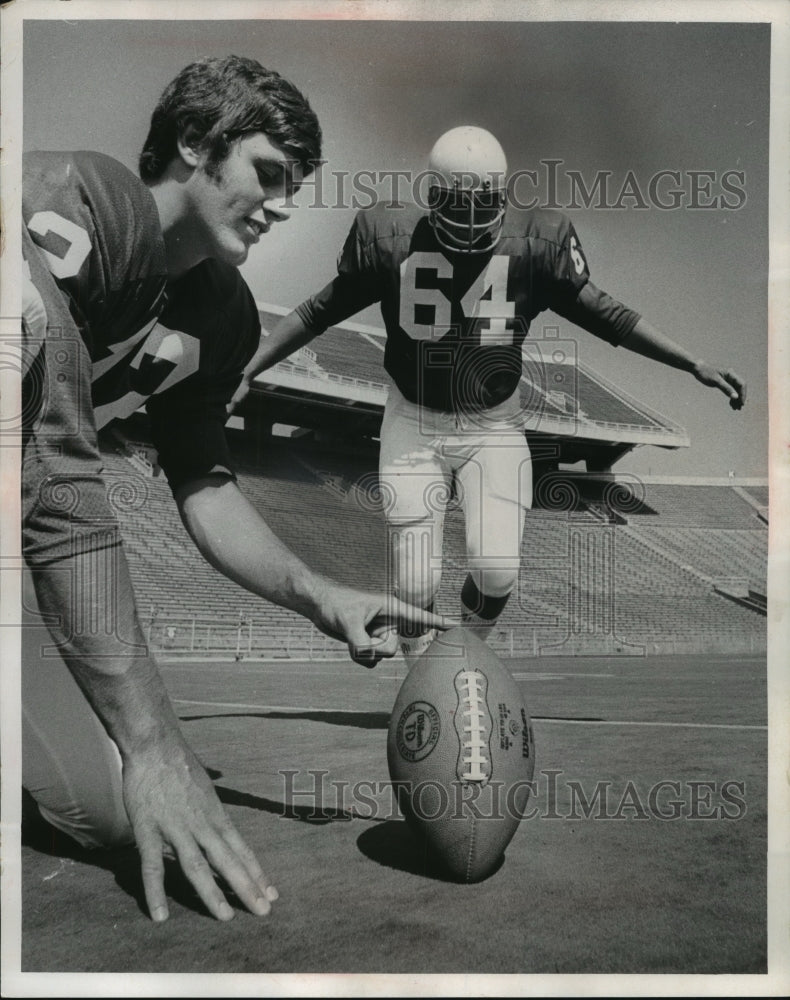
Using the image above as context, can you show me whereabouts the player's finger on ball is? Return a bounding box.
[393,599,448,632]
[432,613,462,631]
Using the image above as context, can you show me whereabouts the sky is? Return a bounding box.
[21,15,772,478]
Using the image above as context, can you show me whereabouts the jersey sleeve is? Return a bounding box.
[295,212,383,332]
[545,218,640,346]
[22,226,123,567]
[543,218,591,303]
[22,151,167,351]
[552,281,641,346]
[21,152,168,568]
[146,265,261,493]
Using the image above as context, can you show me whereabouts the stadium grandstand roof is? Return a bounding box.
[250,303,690,466]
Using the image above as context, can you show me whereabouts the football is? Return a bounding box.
[387,627,536,882]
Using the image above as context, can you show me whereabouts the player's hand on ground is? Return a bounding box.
[122,735,277,922]
[227,376,252,416]
[692,361,746,409]
[310,582,455,668]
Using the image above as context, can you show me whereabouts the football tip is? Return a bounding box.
[426,624,495,657]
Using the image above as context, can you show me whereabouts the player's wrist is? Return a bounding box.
[285,569,334,629]
[120,719,186,763]
[83,658,186,759]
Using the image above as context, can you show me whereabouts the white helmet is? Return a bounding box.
[427,126,508,254]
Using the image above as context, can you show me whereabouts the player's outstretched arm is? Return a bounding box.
[619,317,746,409]
[227,311,318,414]
[30,551,276,923]
[176,475,452,666]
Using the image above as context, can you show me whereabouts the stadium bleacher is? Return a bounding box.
[620,483,763,528]
[258,308,389,389]
[743,485,769,507]
[309,330,388,387]
[95,311,765,659]
[100,424,767,660]
[540,363,664,429]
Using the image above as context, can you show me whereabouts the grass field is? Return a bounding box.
[18,652,767,978]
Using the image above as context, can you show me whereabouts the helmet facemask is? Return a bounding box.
[428,182,508,254]
[426,126,509,255]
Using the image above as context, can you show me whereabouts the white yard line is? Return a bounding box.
[173,699,766,731]
[511,672,616,679]
[536,718,766,732]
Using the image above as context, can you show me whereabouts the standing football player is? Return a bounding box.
[232,124,746,668]
[21,56,449,924]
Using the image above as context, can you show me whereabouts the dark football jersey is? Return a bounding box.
[144,262,261,490]
[296,203,641,412]
[22,151,260,492]
[23,151,169,359]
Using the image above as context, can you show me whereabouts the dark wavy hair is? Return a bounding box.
[139,55,322,181]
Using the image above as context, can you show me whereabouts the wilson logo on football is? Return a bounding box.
[453,670,493,784]
[395,701,441,762]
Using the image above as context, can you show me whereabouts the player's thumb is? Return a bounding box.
[347,622,395,667]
